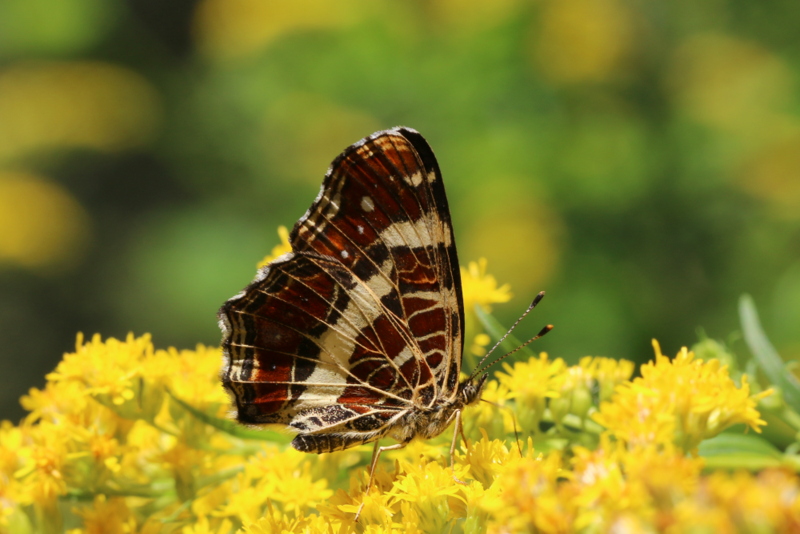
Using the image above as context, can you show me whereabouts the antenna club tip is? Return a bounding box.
[530,291,546,307]
[537,324,554,337]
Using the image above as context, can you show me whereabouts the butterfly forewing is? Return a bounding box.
[219,127,464,452]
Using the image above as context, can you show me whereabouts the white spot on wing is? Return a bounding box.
[361,196,375,212]
[405,171,423,187]
[341,250,349,259]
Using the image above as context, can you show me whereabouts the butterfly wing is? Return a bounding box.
[219,127,464,451]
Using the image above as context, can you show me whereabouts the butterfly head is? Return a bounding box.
[459,372,489,406]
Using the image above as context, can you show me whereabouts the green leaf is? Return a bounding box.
[739,294,800,411]
[167,391,291,444]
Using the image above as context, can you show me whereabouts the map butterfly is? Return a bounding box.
[218,127,547,505]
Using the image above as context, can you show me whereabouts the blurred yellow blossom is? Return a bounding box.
[256,225,292,268]
[668,34,794,141]
[461,257,512,314]
[740,136,800,218]
[193,0,365,60]
[263,94,381,185]
[430,0,522,33]
[533,0,635,84]
[0,61,159,161]
[0,171,90,271]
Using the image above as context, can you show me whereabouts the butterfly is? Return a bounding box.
[218,127,548,508]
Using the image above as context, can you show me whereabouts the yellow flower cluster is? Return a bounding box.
[594,340,773,452]
[2,329,796,533]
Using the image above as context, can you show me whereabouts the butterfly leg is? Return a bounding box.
[449,409,469,485]
[355,440,407,522]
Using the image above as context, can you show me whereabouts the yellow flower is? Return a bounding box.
[669,468,800,533]
[453,480,504,534]
[388,460,466,533]
[578,356,635,403]
[239,504,330,534]
[496,353,566,434]
[462,379,514,440]
[470,332,491,357]
[14,422,70,506]
[256,225,292,268]
[461,258,512,314]
[46,333,164,420]
[182,516,233,534]
[462,431,516,488]
[490,448,573,534]
[593,340,773,451]
[72,495,136,534]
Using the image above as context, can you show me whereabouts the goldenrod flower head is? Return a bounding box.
[46,333,162,419]
[497,353,566,432]
[73,495,136,534]
[492,448,573,534]
[389,461,464,533]
[460,258,512,313]
[183,516,233,534]
[469,332,491,357]
[239,503,328,534]
[593,340,773,451]
[462,430,516,488]
[673,469,800,533]
[578,355,635,403]
[462,379,514,439]
[256,225,292,268]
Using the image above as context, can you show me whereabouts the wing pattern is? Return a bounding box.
[219,127,464,453]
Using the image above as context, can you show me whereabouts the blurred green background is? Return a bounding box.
[2,0,799,422]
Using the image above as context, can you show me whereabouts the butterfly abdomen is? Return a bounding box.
[291,433,367,454]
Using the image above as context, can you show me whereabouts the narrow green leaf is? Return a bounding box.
[698,432,783,459]
[700,454,784,471]
[698,433,793,471]
[168,392,291,443]
[738,294,800,411]
[474,304,535,361]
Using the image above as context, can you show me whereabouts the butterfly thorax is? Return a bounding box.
[388,373,488,443]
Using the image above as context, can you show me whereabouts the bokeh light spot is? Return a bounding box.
[262,93,380,185]
[0,0,120,57]
[0,61,160,161]
[462,195,563,305]
[739,136,800,218]
[429,0,522,33]
[533,0,634,84]
[194,0,365,60]
[668,34,793,139]
[0,171,90,271]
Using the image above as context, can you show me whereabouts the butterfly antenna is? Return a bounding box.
[471,324,553,379]
[469,292,552,380]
